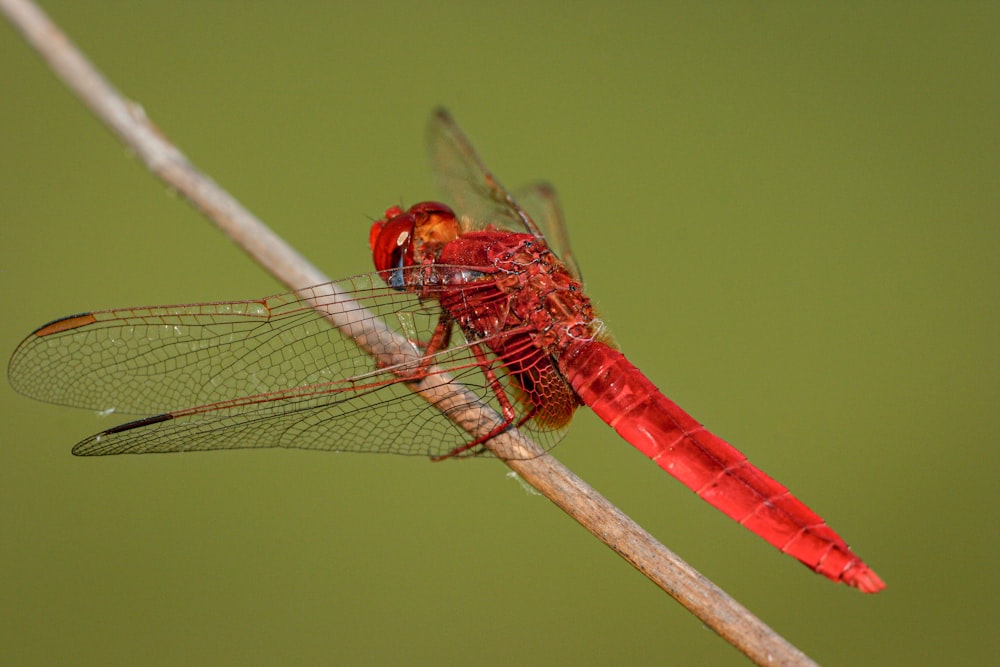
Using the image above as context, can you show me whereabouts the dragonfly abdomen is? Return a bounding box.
[560,339,885,593]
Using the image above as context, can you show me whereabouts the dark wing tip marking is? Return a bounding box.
[102,413,175,435]
[34,313,98,337]
[72,413,176,456]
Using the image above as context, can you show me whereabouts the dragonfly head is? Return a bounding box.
[370,202,460,289]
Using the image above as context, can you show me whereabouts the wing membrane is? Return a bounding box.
[9,268,569,457]
[428,109,581,281]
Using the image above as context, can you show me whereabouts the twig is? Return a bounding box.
[1,1,819,665]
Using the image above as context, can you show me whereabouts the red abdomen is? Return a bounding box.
[559,339,884,593]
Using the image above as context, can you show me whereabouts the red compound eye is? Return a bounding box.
[370,213,416,288]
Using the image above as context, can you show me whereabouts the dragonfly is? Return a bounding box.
[8,108,884,593]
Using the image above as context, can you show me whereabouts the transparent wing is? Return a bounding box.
[428,108,582,280]
[8,269,572,457]
[511,181,582,283]
[428,108,536,236]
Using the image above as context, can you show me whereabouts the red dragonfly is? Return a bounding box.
[8,109,883,593]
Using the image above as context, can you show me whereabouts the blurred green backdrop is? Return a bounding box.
[2,2,997,665]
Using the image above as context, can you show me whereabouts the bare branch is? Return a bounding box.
[1,1,818,664]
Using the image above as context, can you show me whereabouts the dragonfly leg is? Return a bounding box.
[419,311,454,356]
[430,342,520,461]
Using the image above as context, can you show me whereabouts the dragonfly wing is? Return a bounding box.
[8,274,427,415]
[510,181,582,283]
[427,108,542,238]
[70,344,515,458]
[428,110,581,280]
[9,267,571,457]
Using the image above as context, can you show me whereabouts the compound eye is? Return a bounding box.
[371,214,416,287]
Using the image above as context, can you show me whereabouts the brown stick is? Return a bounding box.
[0,1,819,665]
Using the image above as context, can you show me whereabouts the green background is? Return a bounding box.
[2,2,996,665]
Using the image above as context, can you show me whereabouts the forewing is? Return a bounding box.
[428,108,542,237]
[9,269,570,457]
[428,109,582,281]
[9,274,418,415]
[510,181,582,283]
